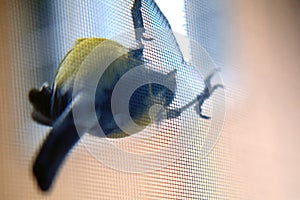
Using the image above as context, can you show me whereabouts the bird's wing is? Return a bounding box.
[139,0,186,71]
[102,0,185,72]
[142,0,184,57]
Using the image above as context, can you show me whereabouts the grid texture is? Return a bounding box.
[1,0,236,199]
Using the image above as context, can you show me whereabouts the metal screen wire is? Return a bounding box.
[2,0,237,199]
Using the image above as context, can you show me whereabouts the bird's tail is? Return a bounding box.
[33,114,80,191]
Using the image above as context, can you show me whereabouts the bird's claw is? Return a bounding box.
[166,109,181,119]
[200,113,210,120]
[142,36,154,41]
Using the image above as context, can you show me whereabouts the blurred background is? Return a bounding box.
[0,0,299,199]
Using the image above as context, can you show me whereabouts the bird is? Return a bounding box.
[29,35,181,191]
[29,0,223,192]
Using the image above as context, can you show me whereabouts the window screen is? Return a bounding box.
[1,0,239,199]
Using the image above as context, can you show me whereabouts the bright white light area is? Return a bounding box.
[155,0,187,36]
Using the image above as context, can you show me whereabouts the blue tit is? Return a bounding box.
[29,0,223,192]
[29,37,178,191]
